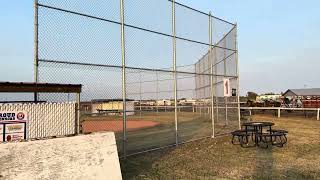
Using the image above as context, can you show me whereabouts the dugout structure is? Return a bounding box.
[35,0,240,157]
[0,82,82,137]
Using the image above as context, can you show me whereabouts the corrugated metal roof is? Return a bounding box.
[284,88,320,96]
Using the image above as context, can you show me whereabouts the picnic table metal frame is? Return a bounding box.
[242,121,274,147]
[231,121,288,148]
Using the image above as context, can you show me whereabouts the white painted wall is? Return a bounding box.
[0,132,122,180]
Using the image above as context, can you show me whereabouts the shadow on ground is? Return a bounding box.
[120,147,175,179]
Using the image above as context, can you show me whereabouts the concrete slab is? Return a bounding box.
[0,132,122,180]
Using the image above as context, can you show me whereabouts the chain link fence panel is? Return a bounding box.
[35,0,239,157]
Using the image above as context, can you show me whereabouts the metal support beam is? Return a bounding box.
[223,36,228,125]
[156,71,159,116]
[214,42,219,124]
[34,0,39,102]
[120,0,127,158]
[209,12,215,138]
[235,24,241,129]
[172,0,178,146]
[139,70,142,118]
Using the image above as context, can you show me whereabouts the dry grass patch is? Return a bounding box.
[121,115,320,179]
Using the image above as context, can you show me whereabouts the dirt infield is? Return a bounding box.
[81,120,160,133]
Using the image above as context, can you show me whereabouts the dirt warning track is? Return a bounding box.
[81,120,160,133]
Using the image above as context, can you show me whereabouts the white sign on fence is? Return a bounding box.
[0,111,28,142]
[5,123,26,141]
[0,111,28,122]
[223,78,231,97]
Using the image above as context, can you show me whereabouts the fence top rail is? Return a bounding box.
[37,3,237,52]
[241,107,320,111]
[168,0,236,26]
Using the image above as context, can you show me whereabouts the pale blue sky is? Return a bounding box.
[0,0,319,95]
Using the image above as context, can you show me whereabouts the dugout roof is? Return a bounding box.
[0,82,82,93]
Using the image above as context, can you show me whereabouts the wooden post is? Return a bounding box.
[278,108,280,118]
[317,108,319,120]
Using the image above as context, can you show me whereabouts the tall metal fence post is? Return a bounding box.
[223,37,228,125]
[120,0,127,158]
[34,0,39,102]
[156,71,159,115]
[139,70,142,118]
[209,12,215,138]
[214,38,219,123]
[235,24,241,129]
[172,0,178,146]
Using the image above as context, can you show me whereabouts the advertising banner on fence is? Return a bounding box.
[0,111,28,142]
[0,111,28,122]
[223,78,231,97]
[5,123,26,141]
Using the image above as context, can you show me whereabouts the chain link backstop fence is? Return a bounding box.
[35,0,240,157]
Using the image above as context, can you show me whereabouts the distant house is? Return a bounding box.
[256,94,281,102]
[91,99,135,116]
[282,88,320,108]
[139,100,156,106]
[80,101,92,112]
[178,98,197,106]
[283,88,320,98]
[156,99,172,106]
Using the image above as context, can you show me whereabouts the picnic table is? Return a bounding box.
[242,121,274,146]
[231,121,288,148]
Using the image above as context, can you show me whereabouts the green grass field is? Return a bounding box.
[120,114,320,179]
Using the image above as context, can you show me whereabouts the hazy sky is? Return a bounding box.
[0,0,319,95]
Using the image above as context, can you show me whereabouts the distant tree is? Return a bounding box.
[247,91,258,101]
